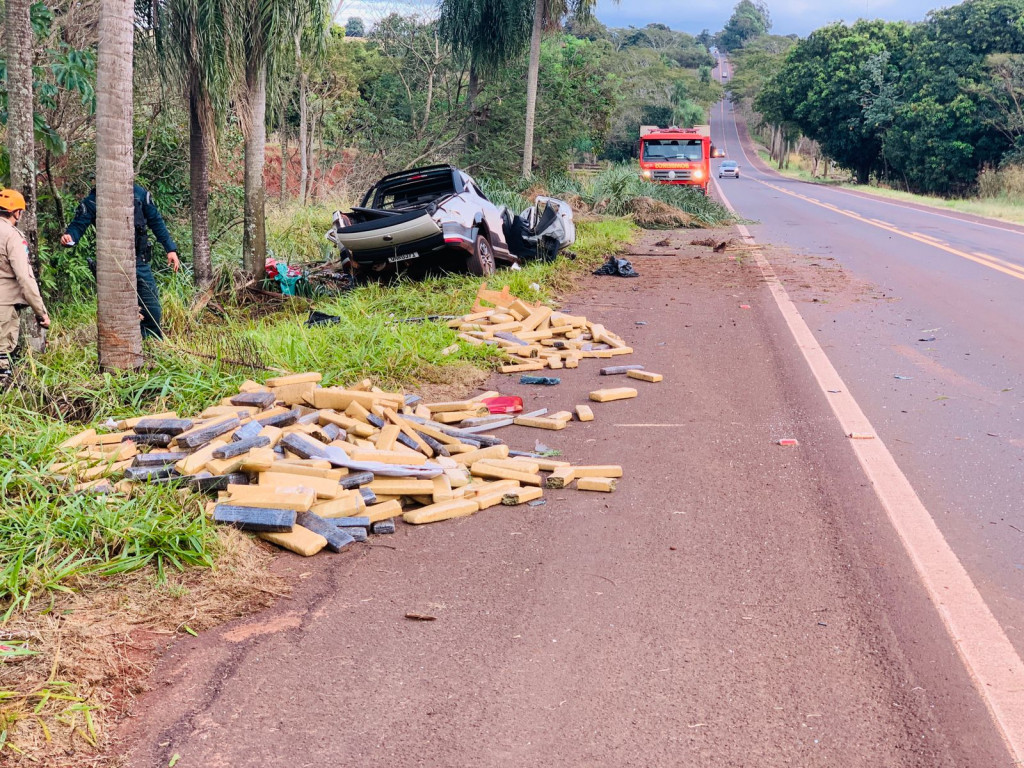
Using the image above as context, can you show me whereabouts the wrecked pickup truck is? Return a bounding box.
[326,165,574,279]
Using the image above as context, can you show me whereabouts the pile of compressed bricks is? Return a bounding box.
[448,283,633,373]
[52,372,624,557]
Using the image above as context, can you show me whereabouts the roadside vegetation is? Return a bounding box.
[0,0,739,758]
[725,0,1024,210]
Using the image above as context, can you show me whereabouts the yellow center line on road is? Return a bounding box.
[711,175,1024,764]
[754,178,1024,283]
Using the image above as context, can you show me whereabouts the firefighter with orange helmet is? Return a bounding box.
[0,189,50,383]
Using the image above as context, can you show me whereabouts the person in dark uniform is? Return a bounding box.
[61,184,180,339]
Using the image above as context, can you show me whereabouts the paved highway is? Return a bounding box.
[709,80,1024,680]
[116,65,1023,768]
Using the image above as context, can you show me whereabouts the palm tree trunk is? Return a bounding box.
[466,62,480,151]
[521,0,544,178]
[298,70,309,204]
[242,59,268,281]
[279,113,288,203]
[4,0,38,269]
[189,88,213,287]
[96,0,142,369]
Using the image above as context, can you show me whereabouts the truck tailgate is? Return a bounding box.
[335,210,441,253]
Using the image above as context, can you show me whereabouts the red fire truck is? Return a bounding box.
[638,125,723,195]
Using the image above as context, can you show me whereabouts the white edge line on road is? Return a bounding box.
[712,175,1024,764]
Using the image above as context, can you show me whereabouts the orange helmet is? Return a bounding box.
[0,189,27,213]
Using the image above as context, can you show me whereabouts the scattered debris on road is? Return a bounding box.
[589,387,638,402]
[53,377,627,556]
[777,438,800,447]
[47,283,648,559]
[626,369,662,383]
[593,255,640,277]
[449,284,634,372]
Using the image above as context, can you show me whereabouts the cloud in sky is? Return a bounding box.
[592,0,959,37]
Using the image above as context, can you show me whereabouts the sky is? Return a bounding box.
[593,0,957,37]
[336,0,960,38]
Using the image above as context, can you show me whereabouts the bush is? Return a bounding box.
[977,164,1024,200]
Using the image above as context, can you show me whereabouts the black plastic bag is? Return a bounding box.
[593,255,639,278]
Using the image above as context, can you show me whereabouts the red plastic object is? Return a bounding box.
[482,396,523,414]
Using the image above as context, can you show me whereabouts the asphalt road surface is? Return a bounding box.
[709,94,1024,665]
[118,84,1023,766]
[121,231,1017,766]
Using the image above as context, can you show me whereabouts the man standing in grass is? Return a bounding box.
[61,183,180,339]
[0,189,50,385]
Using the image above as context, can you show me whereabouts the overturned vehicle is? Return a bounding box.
[325,165,575,279]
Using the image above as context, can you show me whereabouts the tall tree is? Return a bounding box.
[718,0,771,51]
[344,16,364,37]
[160,0,230,288]
[522,0,609,177]
[761,20,909,184]
[438,0,533,116]
[3,0,38,265]
[230,0,327,280]
[522,0,545,177]
[95,0,143,369]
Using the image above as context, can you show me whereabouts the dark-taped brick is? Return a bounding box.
[371,519,396,535]
[296,511,356,552]
[213,504,295,532]
[339,526,368,542]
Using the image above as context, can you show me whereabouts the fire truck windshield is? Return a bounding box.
[642,139,703,161]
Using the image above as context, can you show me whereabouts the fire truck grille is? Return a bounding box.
[652,169,693,181]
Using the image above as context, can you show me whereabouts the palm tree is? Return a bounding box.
[229,0,328,280]
[438,0,533,115]
[522,0,545,177]
[160,0,230,288]
[522,0,609,177]
[95,0,143,369]
[3,0,37,263]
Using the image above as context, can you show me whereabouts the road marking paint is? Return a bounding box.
[715,90,1024,240]
[712,176,1024,764]
[891,345,999,404]
[752,178,1024,283]
[972,251,1024,279]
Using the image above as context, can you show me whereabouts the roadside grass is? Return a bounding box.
[480,164,735,228]
[755,149,1024,226]
[0,214,636,763]
[824,185,1024,225]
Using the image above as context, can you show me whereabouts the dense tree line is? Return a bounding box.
[731,0,1024,195]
